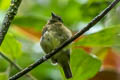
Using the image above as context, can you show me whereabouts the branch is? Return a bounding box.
[0,52,21,70]
[0,0,36,80]
[0,0,21,45]
[9,0,120,80]
[0,52,36,80]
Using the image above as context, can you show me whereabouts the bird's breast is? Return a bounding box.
[40,31,61,53]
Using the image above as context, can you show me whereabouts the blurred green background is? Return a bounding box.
[0,0,120,80]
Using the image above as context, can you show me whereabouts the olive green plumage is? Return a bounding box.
[40,13,72,79]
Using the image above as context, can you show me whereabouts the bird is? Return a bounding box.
[40,12,72,79]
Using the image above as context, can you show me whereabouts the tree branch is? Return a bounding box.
[0,52,36,80]
[9,0,120,80]
[0,52,21,70]
[0,0,36,80]
[0,0,21,45]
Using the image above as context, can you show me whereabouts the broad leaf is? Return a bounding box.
[71,48,101,80]
[60,48,101,80]
[12,16,46,30]
[0,33,22,60]
[74,26,120,47]
[0,0,10,10]
[0,73,8,80]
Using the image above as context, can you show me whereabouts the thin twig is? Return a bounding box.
[0,52,21,70]
[0,52,37,80]
[9,0,120,80]
[0,0,36,80]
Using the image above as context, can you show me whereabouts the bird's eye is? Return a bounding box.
[58,18,61,21]
[58,18,63,22]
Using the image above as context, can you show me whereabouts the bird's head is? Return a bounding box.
[48,12,63,24]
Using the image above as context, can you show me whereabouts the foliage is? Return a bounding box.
[70,49,101,80]
[59,48,101,80]
[0,33,22,60]
[0,0,120,80]
[12,0,108,30]
[0,0,10,10]
[74,26,120,47]
[0,73,8,80]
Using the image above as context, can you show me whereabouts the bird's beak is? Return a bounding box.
[51,12,57,18]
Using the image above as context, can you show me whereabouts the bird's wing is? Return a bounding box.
[42,26,48,36]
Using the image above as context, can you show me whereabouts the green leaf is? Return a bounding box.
[0,73,8,80]
[70,48,101,80]
[0,33,22,60]
[91,47,109,61]
[13,16,46,30]
[59,48,101,80]
[0,0,10,10]
[74,26,120,47]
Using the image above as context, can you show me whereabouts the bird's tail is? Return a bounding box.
[62,62,72,79]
